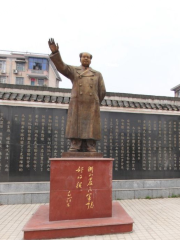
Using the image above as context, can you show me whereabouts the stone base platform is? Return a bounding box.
[23,202,133,239]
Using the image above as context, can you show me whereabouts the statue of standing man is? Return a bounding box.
[48,39,106,152]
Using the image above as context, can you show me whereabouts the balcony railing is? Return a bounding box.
[31,70,44,74]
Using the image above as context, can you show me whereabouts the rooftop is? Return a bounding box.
[0,50,49,59]
[171,84,180,91]
[0,83,180,111]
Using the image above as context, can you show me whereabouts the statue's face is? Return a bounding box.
[80,53,91,67]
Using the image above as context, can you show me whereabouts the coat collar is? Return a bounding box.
[75,66,96,76]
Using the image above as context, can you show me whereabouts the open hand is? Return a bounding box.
[48,38,59,54]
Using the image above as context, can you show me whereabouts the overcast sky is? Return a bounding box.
[1,0,180,97]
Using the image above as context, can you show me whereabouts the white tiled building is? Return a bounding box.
[0,50,61,87]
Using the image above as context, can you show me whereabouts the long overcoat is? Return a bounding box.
[50,51,106,140]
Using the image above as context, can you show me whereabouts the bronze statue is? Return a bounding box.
[48,38,106,152]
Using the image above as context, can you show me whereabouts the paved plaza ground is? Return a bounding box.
[0,198,180,240]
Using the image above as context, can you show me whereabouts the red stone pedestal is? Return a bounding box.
[23,154,133,239]
[23,202,133,240]
[49,157,113,221]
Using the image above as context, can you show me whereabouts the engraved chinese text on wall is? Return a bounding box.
[0,106,180,181]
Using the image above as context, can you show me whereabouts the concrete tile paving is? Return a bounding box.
[0,199,180,240]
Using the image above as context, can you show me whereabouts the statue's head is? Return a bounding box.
[79,52,92,67]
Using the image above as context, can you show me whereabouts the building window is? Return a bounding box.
[38,79,44,86]
[0,76,6,83]
[0,60,6,72]
[16,77,24,85]
[16,62,25,71]
[28,58,48,71]
[178,91,180,97]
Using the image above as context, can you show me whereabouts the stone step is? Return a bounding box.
[112,179,180,189]
[0,182,50,193]
[113,187,180,200]
[0,179,180,204]
[1,187,180,204]
[0,192,49,205]
[1,179,179,193]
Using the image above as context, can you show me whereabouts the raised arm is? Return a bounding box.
[48,38,74,80]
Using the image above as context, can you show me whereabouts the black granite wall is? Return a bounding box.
[0,105,180,182]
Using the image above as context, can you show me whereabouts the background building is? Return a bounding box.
[171,84,180,97]
[0,50,61,87]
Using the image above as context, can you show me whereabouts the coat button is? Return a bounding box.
[90,85,92,88]
[80,92,83,95]
[91,78,93,80]
[79,84,82,86]
[89,93,92,96]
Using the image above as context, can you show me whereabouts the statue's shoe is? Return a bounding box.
[68,148,78,152]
